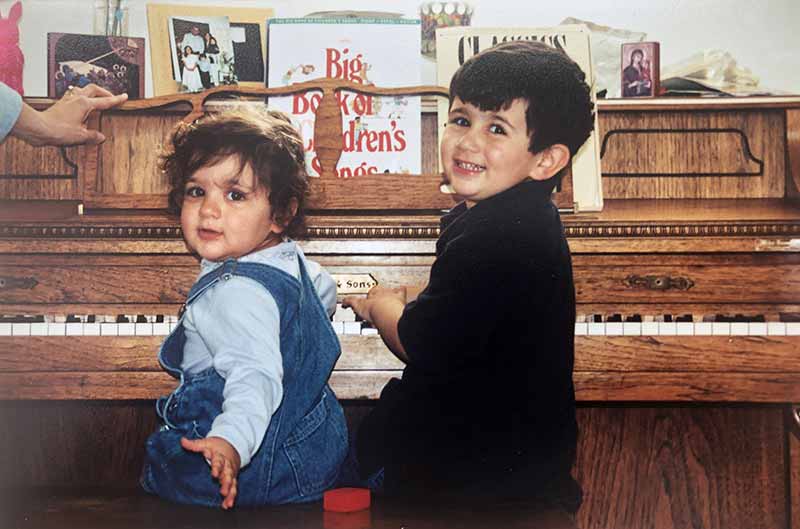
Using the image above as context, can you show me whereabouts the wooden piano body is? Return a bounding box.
[1,82,799,529]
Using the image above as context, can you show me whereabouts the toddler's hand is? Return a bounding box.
[181,436,241,509]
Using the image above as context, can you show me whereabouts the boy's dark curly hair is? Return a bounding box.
[449,40,595,183]
[161,107,309,239]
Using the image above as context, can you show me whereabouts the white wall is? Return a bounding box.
[3,0,798,97]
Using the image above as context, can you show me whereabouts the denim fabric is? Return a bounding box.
[141,258,347,507]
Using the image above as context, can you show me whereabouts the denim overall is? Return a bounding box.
[141,258,347,507]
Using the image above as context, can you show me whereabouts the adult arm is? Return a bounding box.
[0,82,22,142]
[6,83,127,146]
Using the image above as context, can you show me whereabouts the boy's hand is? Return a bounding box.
[181,436,241,509]
[343,285,407,323]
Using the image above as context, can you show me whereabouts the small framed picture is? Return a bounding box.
[48,33,145,99]
[621,41,660,98]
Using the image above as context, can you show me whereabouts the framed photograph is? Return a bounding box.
[621,41,660,98]
[168,16,235,92]
[147,4,274,96]
[47,33,145,99]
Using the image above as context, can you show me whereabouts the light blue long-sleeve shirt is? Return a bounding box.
[180,241,337,468]
[0,82,23,142]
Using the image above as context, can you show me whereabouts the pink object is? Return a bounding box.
[0,1,23,95]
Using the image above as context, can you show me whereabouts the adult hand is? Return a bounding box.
[12,83,127,146]
[181,436,241,509]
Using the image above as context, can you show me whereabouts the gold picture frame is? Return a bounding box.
[146,3,274,95]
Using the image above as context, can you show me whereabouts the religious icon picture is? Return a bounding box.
[47,33,145,99]
[621,41,660,98]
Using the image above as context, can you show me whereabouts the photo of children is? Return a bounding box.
[168,16,236,92]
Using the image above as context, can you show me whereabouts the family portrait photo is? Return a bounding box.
[167,15,236,92]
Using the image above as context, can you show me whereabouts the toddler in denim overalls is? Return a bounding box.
[140,108,347,509]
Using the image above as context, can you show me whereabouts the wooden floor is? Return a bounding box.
[1,488,577,529]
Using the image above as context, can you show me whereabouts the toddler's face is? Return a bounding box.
[180,155,282,261]
[441,97,542,207]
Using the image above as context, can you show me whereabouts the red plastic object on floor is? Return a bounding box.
[323,487,371,513]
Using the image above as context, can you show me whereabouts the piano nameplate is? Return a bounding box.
[332,274,378,294]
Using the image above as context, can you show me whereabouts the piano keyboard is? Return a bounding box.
[0,314,180,337]
[3,308,800,337]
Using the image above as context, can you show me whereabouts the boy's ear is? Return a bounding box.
[9,1,22,21]
[528,144,570,181]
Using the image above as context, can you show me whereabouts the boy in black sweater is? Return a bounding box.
[342,40,594,513]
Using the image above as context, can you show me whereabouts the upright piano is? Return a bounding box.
[1,82,798,529]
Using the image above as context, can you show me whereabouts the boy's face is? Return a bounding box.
[442,97,544,207]
[180,155,283,261]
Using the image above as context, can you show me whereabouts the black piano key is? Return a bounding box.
[606,314,622,322]
[86,315,96,323]
[155,315,165,323]
[675,314,693,322]
[136,315,148,323]
[663,314,673,323]
[593,314,603,323]
[66,314,81,323]
[625,314,642,322]
[115,315,130,323]
[753,314,766,322]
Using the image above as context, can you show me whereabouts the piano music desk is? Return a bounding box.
[1,87,800,529]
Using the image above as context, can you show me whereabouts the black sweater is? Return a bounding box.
[357,178,579,509]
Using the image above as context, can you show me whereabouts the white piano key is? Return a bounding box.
[332,321,344,335]
[333,306,357,322]
[12,323,31,336]
[748,322,767,336]
[730,322,749,336]
[676,322,694,336]
[658,322,677,336]
[711,322,730,336]
[100,323,118,336]
[30,322,48,336]
[605,322,623,336]
[66,322,84,336]
[641,322,659,336]
[83,323,101,336]
[767,322,786,336]
[622,322,641,336]
[786,322,800,336]
[587,322,605,336]
[152,323,170,335]
[694,322,713,335]
[0,323,10,336]
[118,323,135,336]
[361,327,379,336]
[47,322,66,336]
[574,322,588,336]
[135,323,153,336]
[343,321,362,335]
